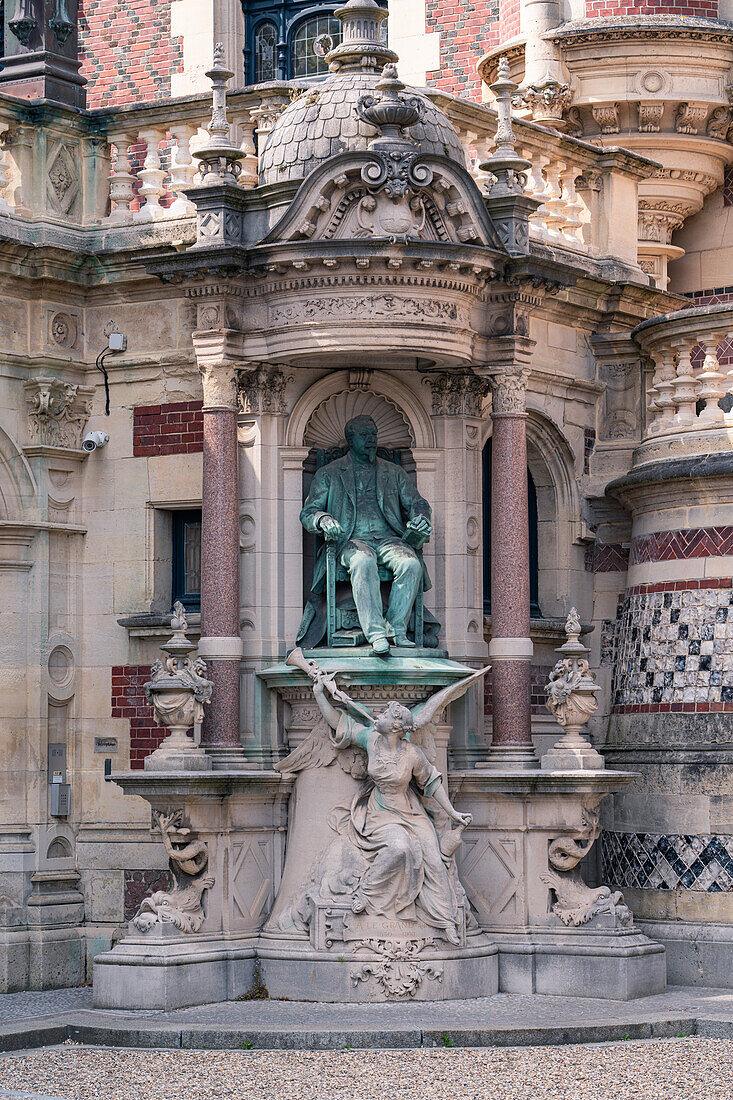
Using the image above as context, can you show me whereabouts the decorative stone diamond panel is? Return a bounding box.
[603,831,733,892]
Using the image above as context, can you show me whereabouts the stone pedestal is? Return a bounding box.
[257,652,499,1003]
[450,771,667,1000]
[93,772,292,1011]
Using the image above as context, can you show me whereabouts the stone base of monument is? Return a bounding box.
[258,929,498,1003]
[449,769,667,1000]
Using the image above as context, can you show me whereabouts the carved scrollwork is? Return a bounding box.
[350,938,443,998]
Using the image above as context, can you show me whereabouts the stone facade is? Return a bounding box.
[0,0,732,997]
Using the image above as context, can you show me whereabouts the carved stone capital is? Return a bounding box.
[192,328,245,411]
[486,368,531,416]
[199,363,239,411]
[425,372,490,418]
[238,365,292,415]
[23,377,94,449]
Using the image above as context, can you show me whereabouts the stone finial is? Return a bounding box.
[541,607,604,771]
[357,63,424,145]
[478,55,530,197]
[142,603,214,771]
[192,43,244,186]
[326,0,397,72]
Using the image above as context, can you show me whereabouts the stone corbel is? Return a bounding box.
[540,797,633,929]
[23,376,94,449]
[674,102,708,135]
[424,372,490,418]
[238,365,293,415]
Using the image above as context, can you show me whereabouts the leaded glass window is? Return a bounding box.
[254,21,277,82]
[291,14,341,78]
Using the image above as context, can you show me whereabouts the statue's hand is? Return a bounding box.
[408,515,432,538]
[318,515,343,542]
[454,811,472,828]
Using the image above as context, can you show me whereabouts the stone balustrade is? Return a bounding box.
[432,91,655,268]
[634,303,733,448]
[104,84,291,225]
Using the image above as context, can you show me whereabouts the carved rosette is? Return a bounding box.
[24,377,94,449]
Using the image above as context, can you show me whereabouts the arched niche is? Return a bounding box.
[286,370,436,450]
[0,424,37,520]
[481,407,580,620]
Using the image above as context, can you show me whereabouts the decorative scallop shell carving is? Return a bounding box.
[303,391,414,450]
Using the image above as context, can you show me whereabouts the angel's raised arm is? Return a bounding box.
[411,665,491,732]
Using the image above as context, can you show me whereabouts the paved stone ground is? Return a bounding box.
[0,985,732,1054]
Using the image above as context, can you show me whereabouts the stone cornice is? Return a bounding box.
[549,16,733,46]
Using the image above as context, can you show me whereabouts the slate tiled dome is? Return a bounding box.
[258,0,466,186]
[259,73,467,186]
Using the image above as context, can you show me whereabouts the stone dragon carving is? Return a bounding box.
[131,810,214,934]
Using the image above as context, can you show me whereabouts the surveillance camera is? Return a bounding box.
[82,430,110,453]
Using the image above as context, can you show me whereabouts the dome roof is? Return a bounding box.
[258,0,466,186]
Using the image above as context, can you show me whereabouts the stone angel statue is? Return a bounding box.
[279,649,489,946]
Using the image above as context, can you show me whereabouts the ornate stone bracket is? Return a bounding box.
[425,372,490,417]
[512,76,573,129]
[540,796,633,929]
[24,377,94,449]
[238,366,292,415]
[131,809,214,934]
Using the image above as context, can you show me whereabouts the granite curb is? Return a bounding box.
[1,1013,731,1053]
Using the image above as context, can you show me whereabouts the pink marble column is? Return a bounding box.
[481,366,537,769]
[195,359,244,765]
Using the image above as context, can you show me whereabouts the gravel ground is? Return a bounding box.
[0,1039,731,1100]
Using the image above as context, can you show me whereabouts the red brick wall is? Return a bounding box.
[78,0,183,109]
[111,665,167,769]
[586,0,717,15]
[425,0,502,99]
[133,401,203,457]
[124,869,171,920]
[585,542,630,572]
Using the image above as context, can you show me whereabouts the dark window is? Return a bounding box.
[172,509,201,611]
[254,20,277,82]
[482,439,541,619]
[291,13,341,77]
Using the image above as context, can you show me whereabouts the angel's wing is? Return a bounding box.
[274,720,338,774]
[412,665,491,731]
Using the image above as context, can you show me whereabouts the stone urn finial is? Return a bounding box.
[357,63,424,145]
[541,607,604,771]
[142,602,214,771]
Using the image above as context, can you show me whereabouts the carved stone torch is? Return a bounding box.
[541,608,604,771]
[143,602,214,771]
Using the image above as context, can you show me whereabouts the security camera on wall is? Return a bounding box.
[82,430,110,453]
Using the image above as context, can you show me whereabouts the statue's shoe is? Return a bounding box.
[392,635,416,647]
[371,636,390,655]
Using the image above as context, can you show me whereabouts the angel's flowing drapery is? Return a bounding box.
[332,712,462,944]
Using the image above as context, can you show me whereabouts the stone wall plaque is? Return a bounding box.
[94,737,118,753]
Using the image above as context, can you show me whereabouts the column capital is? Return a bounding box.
[485,364,532,416]
[192,328,246,411]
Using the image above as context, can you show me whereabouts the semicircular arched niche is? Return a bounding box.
[303,391,414,451]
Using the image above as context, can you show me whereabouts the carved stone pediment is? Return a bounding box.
[262,151,505,252]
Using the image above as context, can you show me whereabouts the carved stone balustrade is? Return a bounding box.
[634,302,733,461]
[478,20,733,288]
[429,89,655,273]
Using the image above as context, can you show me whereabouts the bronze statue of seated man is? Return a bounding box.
[299,414,433,655]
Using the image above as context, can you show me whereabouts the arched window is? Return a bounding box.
[482,439,541,619]
[291,13,342,77]
[254,21,278,82]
